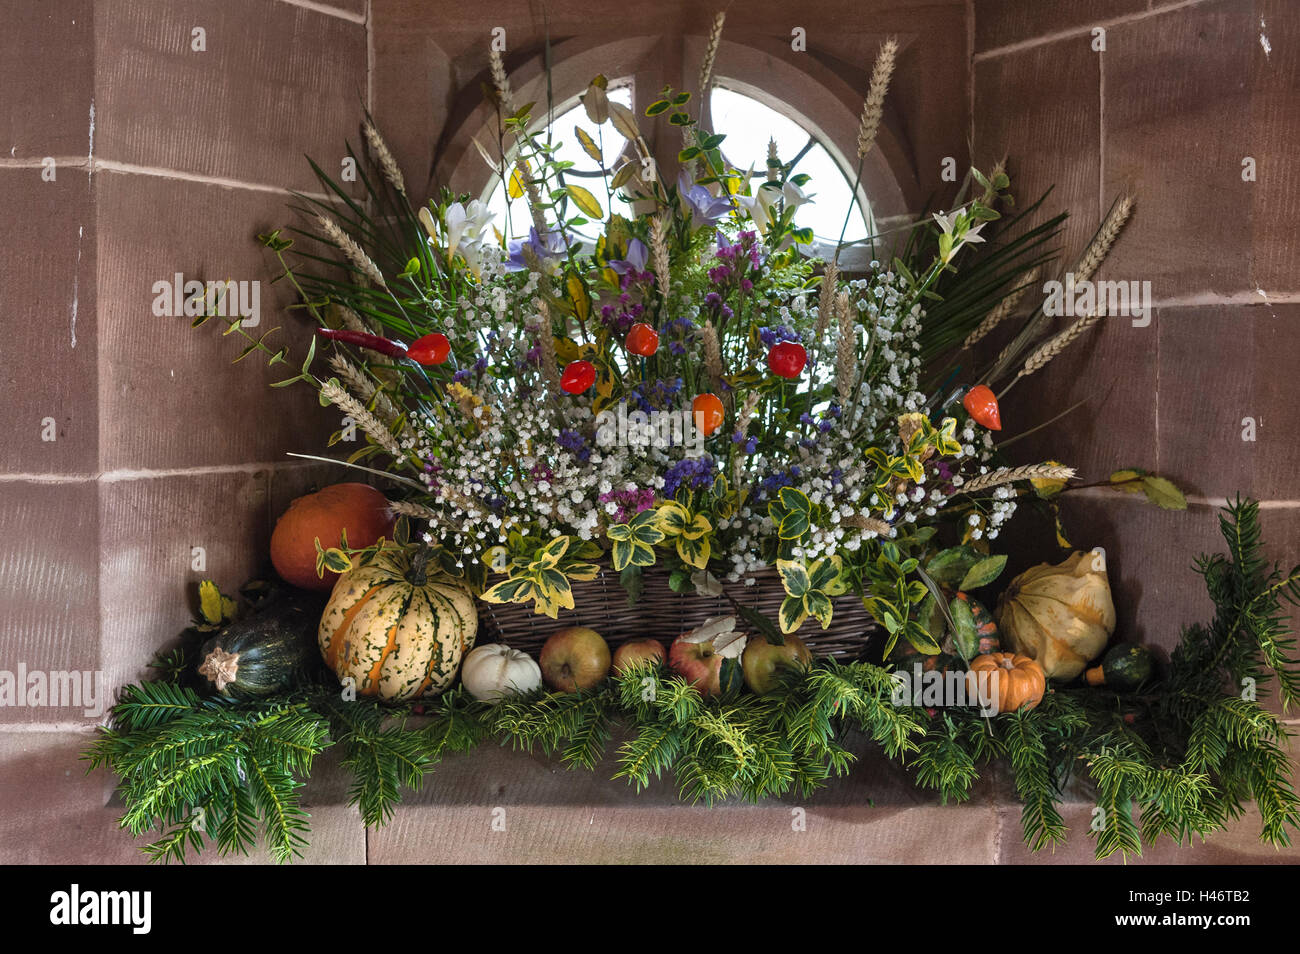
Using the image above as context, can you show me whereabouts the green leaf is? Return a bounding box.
[620,565,644,606]
[564,183,604,220]
[777,510,810,540]
[321,548,353,574]
[1141,476,1187,510]
[925,546,982,589]
[644,99,671,116]
[776,559,811,598]
[949,596,979,660]
[610,162,638,190]
[734,603,784,646]
[575,126,603,164]
[805,591,834,629]
[959,555,1007,591]
[779,595,809,634]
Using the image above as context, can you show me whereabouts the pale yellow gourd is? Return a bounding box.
[997,548,1115,680]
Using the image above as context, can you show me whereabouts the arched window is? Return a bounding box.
[480,83,872,252]
[709,87,872,245]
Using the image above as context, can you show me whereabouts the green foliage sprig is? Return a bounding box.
[85,499,1296,863]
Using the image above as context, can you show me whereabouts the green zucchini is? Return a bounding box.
[196,592,322,698]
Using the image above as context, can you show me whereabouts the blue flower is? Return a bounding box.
[678,174,731,228]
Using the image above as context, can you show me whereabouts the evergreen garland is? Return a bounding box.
[84,498,1297,863]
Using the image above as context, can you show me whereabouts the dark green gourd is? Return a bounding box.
[196,593,322,698]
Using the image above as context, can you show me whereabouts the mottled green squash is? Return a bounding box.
[318,546,477,700]
[197,594,321,699]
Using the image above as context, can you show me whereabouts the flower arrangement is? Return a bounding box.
[87,14,1299,865]
[242,27,1106,655]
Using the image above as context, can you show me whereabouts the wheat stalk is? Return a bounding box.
[699,12,726,96]
[964,266,1039,349]
[701,320,725,395]
[814,259,839,343]
[650,212,672,293]
[535,299,562,399]
[362,117,407,198]
[334,303,376,336]
[320,379,403,459]
[327,353,408,437]
[489,46,515,114]
[843,514,895,536]
[834,291,857,409]
[388,499,440,522]
[856,38,898,159]
[1072,196,1133,285]
[316,214,387,290]
[959,462,1075,495]
[1014,301,1107,384]
[514,159,549,235]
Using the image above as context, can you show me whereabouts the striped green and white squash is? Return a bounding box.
[319,546,477,701]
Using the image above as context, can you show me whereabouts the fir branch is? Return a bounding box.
[1003,709,1067,852]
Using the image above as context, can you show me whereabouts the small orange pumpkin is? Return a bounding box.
[967,652,1046,714]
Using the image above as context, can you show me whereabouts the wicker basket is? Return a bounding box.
[476,566,881,659]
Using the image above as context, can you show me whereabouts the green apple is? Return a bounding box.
[540,626,611,692]
[612,638,666,674]
[742,634,812,695]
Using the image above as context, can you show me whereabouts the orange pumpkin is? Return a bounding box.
[967,652,1046,714]
[270,483,395,590]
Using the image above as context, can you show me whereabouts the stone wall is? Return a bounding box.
[0,0,1293,864]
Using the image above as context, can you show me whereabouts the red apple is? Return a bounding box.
[669,635,744,696]
[539,627,611,692]
[742,634,812,695]
[612,638,666,675]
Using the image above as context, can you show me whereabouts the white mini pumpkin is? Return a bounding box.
[460,643,543,703]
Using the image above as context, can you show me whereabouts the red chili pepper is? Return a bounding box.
[560,360,596,394]
[962,384,1002,431]
[408,332,451,366]
[625,323,659,357]
[315,327,408,360]
[767,341,807,379]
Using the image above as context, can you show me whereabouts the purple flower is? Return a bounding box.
[760,325,802,347]
[599,488,656,523]
[678,174,732,228]
[557,428,592,463]
[608,238,649,275]
[662,456,716,499]
[506,227,571,271]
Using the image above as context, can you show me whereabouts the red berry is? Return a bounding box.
[408,332,451,366]
[767,341,807,379]
[625,323,659,357]
[692,393,725,436]
[962,384,1002,431]
[560,360,596,394]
